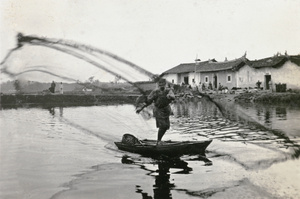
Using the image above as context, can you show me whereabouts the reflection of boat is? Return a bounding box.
[115,134,212,157]
[122,155,192,199]
[121,154,213,199]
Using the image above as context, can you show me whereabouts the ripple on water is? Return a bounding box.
[0,101,299,199]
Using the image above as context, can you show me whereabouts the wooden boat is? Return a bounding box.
[115,134,212,157]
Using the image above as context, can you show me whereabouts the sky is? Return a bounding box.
[1,0,300,82]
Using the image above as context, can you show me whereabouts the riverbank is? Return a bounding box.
[208,91,300,105]
[0,93,139,108]
[2,91,300,106]
[233,91,300,105]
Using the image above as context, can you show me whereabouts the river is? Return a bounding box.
[0,98,299,199]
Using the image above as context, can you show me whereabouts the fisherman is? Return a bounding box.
[60,82,63,94]
[49,81,56,93]
[136,78,175,145]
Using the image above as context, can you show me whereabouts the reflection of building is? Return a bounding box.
[275,107,287,120]
[162,54,300,91]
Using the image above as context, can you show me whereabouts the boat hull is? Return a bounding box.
[114,139,212,157]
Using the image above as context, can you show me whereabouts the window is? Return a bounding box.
[205,76,209,83]
[227,75,232,82]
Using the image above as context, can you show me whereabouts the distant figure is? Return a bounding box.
[49,81,56,93]
[256,80,262,89]
[269,80,273,92]
[198,82,202,92]
[202,83,206,91]
[208,81,213,90]
[136,78,175,145]
[218,83,223,93]
[192,80,197,91]
[60,82,63,94]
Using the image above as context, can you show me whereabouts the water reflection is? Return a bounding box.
[173,98,222,118]
[275,107,287,120]
[121,155,203,199]
[48,107,55,116]
[264,108,271,125]
[152,162,174,199]
[59,106,64,116]
[171,98,300,158]
[46,106,64,117]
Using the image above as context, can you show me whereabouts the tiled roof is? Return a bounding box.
[290,55,300,66]
[163,63,197,74]
[135,81,155,84]
[163,58,246,74]
[248,56,288,68]
[198,58,247,72]
[162,55,300,75]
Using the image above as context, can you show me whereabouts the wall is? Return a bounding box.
[271,61,300,89]
[237,61,300,90]
[199,70,237,89]
[163,73,178,84]
[236,65,259,88]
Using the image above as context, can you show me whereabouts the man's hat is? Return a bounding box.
[158,78,166,86]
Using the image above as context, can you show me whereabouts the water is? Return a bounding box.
[234,103,300,139]
[1,99,299,199]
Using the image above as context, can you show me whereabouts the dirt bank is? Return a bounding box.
[0,94,139,108]
[233,92,300,105]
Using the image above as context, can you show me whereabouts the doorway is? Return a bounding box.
[184,76,189,85]
[213,75,218,89]
[265,75,271,90]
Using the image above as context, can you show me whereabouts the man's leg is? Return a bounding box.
[157,127,167,144]
[156,115,170,145]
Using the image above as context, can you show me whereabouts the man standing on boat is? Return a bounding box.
[136,78,175,145]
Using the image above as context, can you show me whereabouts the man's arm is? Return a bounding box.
[167,89,175,100]
[136,90,156,114]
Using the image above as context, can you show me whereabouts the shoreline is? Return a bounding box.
[0,93,139,108]
[1,91,300,105]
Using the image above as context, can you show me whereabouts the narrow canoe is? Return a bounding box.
[114,139,212,157]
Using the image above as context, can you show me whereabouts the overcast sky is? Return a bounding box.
[1,0,300,80]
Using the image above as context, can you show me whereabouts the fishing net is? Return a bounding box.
[121,133,142,145]
[1,33,156,93]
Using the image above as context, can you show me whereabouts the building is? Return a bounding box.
[239,55,300,90]
[162,59,215,85]
[197,57,246,90]
[162,54,300,91]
